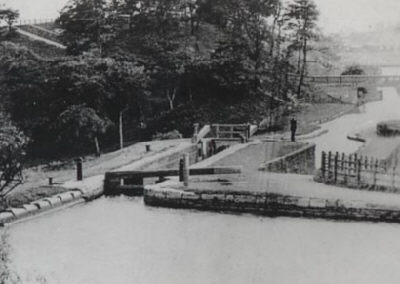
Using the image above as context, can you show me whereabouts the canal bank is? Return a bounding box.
[0,140,199,226]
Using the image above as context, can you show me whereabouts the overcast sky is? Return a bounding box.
[1,0,400,34]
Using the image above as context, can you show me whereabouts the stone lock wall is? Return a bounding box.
[260,143,316,175]
[144,188,400,223]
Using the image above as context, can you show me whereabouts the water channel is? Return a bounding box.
[6,68,400,284]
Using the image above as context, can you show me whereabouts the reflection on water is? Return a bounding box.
[8,196,400,284]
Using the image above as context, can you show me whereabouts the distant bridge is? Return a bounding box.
[290,74,400,87]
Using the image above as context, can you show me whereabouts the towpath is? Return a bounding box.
[16,28,66,49]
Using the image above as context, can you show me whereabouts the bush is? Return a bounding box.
[0,116,28,201]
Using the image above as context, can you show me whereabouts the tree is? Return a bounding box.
[286,0,319,97]
[57,0,112,55]
[55,105,111,156]
[197,0,280,98]
[105,59,148,149]
[0,114,28,203]
[0,8,20,33]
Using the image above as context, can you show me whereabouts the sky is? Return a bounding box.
[1,0,400,34]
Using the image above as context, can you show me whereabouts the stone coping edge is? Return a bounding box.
[144,187,400,224]
[0,189,87,227]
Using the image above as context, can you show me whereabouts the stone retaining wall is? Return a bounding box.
[259,143,316,175]
[144,188,400,223]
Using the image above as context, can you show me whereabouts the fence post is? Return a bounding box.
[334,152,339,183]
[341,153,345,172]
[373,159,378,189]
[321,151,326,181]
[357,159,361,187]
[392,166,396,190]
[343,154,348,184]
[328,151,332,180]
[354,154,358,185]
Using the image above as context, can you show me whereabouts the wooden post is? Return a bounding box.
[216,125,220,138]
[357,159,361,187]
[334,152,339,183]
[392,166,396,190]
[373,159,378,189]
[76,158,83,181]
[321,151,326,180]
[179,158,184,182]
[183,154,189,187]
[341,153,345,172]
[347,155,353,182]
[343,154,348,184]
[146,144,151,152]
[354,154,359,181]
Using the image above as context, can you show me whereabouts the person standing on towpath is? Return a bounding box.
[290,117,297,142]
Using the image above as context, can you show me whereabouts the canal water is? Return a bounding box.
[309,86,400,165]
[6,68,400,284]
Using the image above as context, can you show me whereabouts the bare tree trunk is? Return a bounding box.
[119,110,124,149]
[167,89,176,110]
[297,38,307,97]
[94,136,100,156]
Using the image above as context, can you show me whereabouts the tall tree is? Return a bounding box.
[57,0,111,55]
[0,7,19,33]
[286,0,319,97]
[55,105,111,156]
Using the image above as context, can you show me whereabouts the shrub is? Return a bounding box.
[0,116,28,203]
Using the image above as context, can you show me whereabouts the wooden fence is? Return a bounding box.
[15,19,56,27]
[319,151,400,190]
[211,124,251,142]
